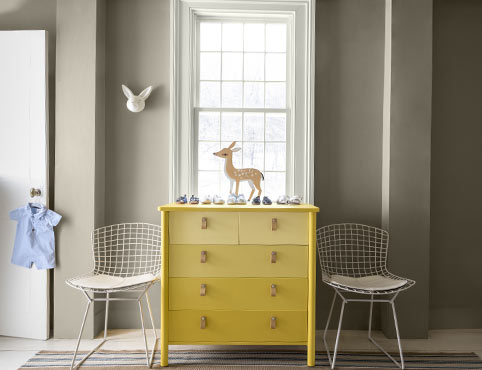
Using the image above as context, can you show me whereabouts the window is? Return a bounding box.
[195,20,291,197]
[171,0,315,203]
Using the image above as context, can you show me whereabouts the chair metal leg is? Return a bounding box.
[331,299,346,369]
[323,291,337,368]
[138,297,150,367]
[104,292,109,340]
[145,292,158,368]
[367,295,404,369]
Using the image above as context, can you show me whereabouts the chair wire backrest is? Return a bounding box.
[92,223,162,277]
[316,223,389,278]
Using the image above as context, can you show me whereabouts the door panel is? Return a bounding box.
[0,31,49,340]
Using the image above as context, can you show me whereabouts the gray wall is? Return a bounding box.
[315,0,385,329]
[430,0,482,329]
[104,0,170,328]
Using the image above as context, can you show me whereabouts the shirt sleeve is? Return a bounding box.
[9,207,23,221]
[47,210,62,226]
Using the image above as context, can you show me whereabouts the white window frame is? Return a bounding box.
[170,0,315,203]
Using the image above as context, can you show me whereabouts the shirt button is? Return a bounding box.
[32,228,35,232]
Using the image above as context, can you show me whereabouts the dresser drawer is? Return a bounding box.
[169,310,307,343]
[169,245,307,277]
[239,212,309,245]
[169,212,238,245]
[169,278,307,310]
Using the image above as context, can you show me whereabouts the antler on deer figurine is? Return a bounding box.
[121,84,152,113]
[213,141,263,201]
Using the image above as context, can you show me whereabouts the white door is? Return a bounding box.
[0,31,49,340]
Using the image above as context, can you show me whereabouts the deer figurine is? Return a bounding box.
[213,141,263,201]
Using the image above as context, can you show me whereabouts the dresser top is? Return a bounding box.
[158,203,319,213]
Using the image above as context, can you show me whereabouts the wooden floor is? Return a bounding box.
[1,329,481,370]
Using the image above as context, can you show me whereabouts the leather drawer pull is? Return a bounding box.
[271,284,277,297]
[200,284,206,296]
[270,317,277,329]
[272,218,278,231]
[200,251,207,263]
[201,217,207,230]
[271,251,277,263]
[200,316,206,329]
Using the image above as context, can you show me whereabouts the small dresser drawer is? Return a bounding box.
[169,310,307,343]
[169,245,308,277]
[239,212,309,245]
[169,212,238,245]
[169,278,307,310]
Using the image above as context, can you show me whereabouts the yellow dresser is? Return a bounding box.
[157,203,319,366]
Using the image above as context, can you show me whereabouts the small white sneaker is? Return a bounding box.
[227,193,237,205]
[277,195,289,205]
[201,195,212,204]
[213,194,225,205]
[236,194,246,205]
[288,195,302,205]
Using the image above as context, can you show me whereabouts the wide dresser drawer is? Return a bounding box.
[169,245,307,277]
[169,278,307,310]
[169,310,307,343]
[239,212,309,245]
[169,212,239,244]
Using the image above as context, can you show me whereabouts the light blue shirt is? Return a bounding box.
[9,203,62,269]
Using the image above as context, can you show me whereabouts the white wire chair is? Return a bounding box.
[66,223,162,370]
[317,223,415,370]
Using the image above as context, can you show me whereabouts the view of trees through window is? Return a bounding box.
[196,20,289,198]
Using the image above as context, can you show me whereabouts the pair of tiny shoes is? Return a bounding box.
[262,196,272,205]
[213,195,225,205]
[176,194,187,204]
[201,195,212,204]
[189,195,199,204]
[227,193,246,205]
[251,196,261,205]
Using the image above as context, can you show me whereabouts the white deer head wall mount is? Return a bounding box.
[121,84,152,113]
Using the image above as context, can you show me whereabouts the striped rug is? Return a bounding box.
[21,350,482,369]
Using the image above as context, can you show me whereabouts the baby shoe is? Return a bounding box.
[201,195,212,204]
[213,194,225,205]
[277,195,289,205]
[236,194,247,205]
[288,195,302,205]
[227,193,237,205]
[262,196,272,205]
[176,194,187,204]
[189,195,199,204]
[251,196,261,205]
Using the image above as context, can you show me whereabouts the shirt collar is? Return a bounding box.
[26,203,47,218]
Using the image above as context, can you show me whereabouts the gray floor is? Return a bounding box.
[1,329,481,370]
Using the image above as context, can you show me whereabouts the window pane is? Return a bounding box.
[198,142,221,170]
[244,82,264,108]
[199,112,220,141]
[198,171,220,195]
[266,23,287,52]
[244,23,264,51]
[200,52,221,80]
[222,82,243,107]
[222,53,243,80]
[243,112,264,141]
[244,53,264,81]
[264,172,286,198]
[222,23,243,51]
[242,142,264,170]
[200,23,221,51]
[199,81,220,107]
[265,142,286,171]
[265,113,286,141]
[265,82,285,108]
[265,53,286,81]
[221,113,242,141]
